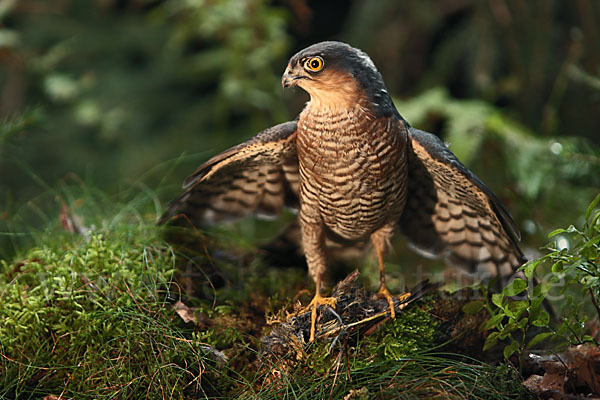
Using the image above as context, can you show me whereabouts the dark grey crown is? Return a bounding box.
[289,41,402,119]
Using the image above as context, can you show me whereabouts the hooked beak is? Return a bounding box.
[281,64,306,88]
[281,74,294,88]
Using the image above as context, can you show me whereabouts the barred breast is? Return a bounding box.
[296,104,409,241]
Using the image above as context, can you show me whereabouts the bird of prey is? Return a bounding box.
[159,41,525,342]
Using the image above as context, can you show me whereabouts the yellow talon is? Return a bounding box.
[377,284,397,319]
[395,292,412,304]
[304,291,337,342]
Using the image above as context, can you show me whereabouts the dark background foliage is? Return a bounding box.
[1,0,599,261]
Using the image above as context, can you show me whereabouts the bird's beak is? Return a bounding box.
[281,73,294,88]
[281,64,303,88]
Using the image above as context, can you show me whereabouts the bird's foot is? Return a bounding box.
[376,285,397,319]
[303,293,337,343]
[376,285,411,319]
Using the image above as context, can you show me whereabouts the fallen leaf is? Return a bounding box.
[524,344,600,397]
[173,300,206,327]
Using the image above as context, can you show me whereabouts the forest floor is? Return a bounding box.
[1,198,599,399]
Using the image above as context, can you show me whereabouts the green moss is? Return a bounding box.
[0,186,536,399]
[1,222,535,399]
[0,228,224,399]
[490,362,535,400]
[360,300,439,362]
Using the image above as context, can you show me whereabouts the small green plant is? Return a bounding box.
[524,192,600,346]
[466,193,600,361]
[462,275,550,363]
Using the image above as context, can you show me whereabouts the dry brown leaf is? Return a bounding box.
[173,300,196,324]
[524,344,600,398]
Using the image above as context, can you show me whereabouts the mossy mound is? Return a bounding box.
[0,228,225,398]
[253,273,533,399]
[1,212,533,399]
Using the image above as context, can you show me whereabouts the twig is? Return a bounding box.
[327,306,346,354]
[588,287,600,321]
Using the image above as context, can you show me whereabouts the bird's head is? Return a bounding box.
[282,41,395,115]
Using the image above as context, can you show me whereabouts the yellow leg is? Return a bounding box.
[305,276,337,342]
[375,244,397,319]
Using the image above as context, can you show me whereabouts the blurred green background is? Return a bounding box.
[1,0,599,262]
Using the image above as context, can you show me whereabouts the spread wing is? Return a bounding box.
[400,128,525,276]
[158,121,300,226]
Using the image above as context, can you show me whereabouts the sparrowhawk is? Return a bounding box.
[159,41,525,342]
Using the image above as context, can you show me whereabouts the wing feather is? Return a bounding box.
[158,121,299,226]
[400,128,525,276]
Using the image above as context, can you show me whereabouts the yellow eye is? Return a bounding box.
[304,56,324,72]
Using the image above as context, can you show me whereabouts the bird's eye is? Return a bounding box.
[304,57,324,72]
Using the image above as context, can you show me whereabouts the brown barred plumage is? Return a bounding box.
[159,41,525,341]
[296,100,408,282]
